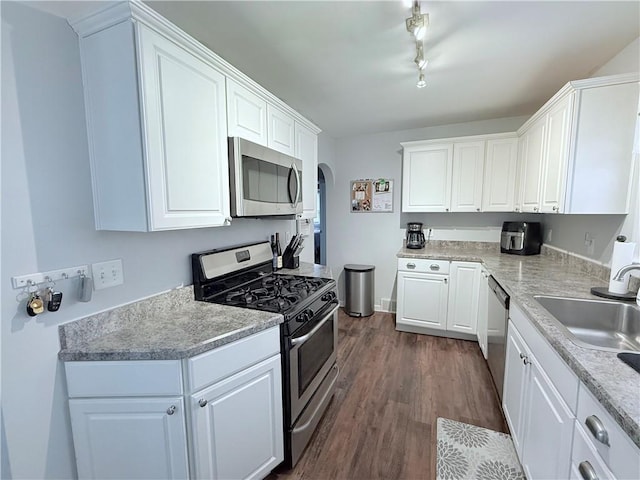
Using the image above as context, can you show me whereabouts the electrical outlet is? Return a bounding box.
[92,259,124,290]
[546,228,553,242]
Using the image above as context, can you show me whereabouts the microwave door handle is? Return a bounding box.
[290,163,301,208]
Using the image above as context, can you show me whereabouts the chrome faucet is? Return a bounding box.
[614,262,640,281]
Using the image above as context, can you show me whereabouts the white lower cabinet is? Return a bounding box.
[446,262,481,334]
[190,355,283,480]
[396,259,481,338]
[503,320,574,479]
[69,397,189,479]
[65,327,283,480]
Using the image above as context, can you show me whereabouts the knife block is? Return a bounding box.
[283,253,299,269]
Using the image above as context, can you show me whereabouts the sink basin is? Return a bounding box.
[533,295,640,352]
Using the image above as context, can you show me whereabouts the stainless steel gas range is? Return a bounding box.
[191,241,339,468]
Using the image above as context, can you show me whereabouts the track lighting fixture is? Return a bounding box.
[406,1,429,40]
[406,1,429,88]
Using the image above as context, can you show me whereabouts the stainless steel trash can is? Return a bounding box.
[344,264,375,317]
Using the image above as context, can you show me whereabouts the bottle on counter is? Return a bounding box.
[275,232,283,270]
[271,235,278,271]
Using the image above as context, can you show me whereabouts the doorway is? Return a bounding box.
[315,167,326,265]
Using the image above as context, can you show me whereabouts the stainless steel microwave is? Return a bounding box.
[228,137,303,217]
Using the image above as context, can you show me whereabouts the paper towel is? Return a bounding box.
[609,240,637,293]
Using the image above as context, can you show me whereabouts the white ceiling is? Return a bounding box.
[30,1,640,138]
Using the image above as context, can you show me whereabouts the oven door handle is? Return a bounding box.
[291,304,339,346]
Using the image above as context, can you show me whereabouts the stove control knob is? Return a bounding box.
[322,291,335,302]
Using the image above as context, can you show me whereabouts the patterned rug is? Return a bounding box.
[436,418,525,480]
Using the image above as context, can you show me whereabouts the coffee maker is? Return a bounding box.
[406,222,426,249]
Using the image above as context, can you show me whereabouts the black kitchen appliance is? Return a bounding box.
[406,222,426,249]
[191,241,338,469]
[500,221,542,255]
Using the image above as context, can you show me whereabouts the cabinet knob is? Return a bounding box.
[585,415,610,446]
[514,207,520,212]
[166,405,176,415]
[443,278,448,284]
[445,208,449,212]
[552,206,559,212]
[199,398,208,408]
[578,461,598,480]
[406,263,416,269]
[533,206,539,212]
[476,208,480,212]
[224,217,232,226]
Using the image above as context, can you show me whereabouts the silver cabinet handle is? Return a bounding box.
[533,206,539,212]
[585,415,610,446]
[519,352,525,359]
[406,263,416,269]
[430,264,440,271]
[199,398,208,408]
[166,405,176,415]
[578,461,598,480]
[552,206,559,212]
[523,356,531,365]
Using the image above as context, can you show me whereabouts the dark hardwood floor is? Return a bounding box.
[271,309,507,480]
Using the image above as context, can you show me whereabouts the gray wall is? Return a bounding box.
[1,3,294,478]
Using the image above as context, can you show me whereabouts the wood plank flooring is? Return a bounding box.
[270,309,507,480]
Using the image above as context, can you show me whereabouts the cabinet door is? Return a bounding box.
[521,360,574,480]
[295,122,318,219]
[226,79,268,145]
[69,397,189,479]
[503,323,529,457]
[519,118,546,213]
[137,24,230,230]
[402,144,453,212]
[446,262,481,334]
[482,137,518,212]
[396,271,449,330]
[451,141,485,212]
[190,355,283,480]
[267,105,295,156]
[541,94,574,213]
[476,269,489,359]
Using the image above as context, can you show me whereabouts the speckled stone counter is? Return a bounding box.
[398,242,640,448]
[58,263,331,362]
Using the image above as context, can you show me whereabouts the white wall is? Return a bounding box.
[323,116,530,309]
[544,36,640,265]
[1,3,294,478]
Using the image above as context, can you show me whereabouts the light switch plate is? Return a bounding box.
[92,259,124,290]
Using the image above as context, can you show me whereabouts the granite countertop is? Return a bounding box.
[58,262,332,362]
[398,242,640,448]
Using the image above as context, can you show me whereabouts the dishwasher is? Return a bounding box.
[487,275,510,400]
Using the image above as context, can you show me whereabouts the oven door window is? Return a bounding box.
[297,318,335,396]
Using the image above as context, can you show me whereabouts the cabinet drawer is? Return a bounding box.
[576,384,640,480]
[65,360,183,397]
[186,326,280,393]
[571,420,615,480]
[510,303,579,412]
[397,258,450,274]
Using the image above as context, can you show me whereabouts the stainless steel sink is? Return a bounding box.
[533,295,640,352]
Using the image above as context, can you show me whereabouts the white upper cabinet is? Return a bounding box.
[295,122,318,219]
[517,74,639,214]
[482,137,518,212]
[401,143,454,212]
[226,78,268,145]
[72,1,320,231]
[402,133,518,213]
[73,8,230,231]
[451,141,485,212]
[267,105,296,156]
[519,118,546,213]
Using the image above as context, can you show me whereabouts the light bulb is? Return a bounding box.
[416,73,426,88]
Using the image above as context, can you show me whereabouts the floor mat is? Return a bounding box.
[436,417,525,480]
